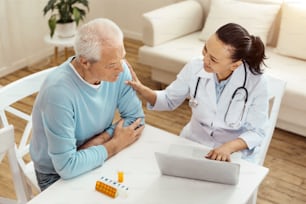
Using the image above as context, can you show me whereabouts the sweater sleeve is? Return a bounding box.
[118,62,145,126]
[103,62,145,136]
[41,85,108,179]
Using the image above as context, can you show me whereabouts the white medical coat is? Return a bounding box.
[148,57,269,159]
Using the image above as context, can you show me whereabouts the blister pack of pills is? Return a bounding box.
[95,176,128,198]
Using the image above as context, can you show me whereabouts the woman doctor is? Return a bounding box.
[126,23,269,162]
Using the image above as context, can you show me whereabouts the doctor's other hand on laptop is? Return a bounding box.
[126,23,269,163]
[29,18,145,192]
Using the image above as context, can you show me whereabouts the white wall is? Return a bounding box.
[0,0,51,77]
[90,0,181,39]
[0,0,179,77]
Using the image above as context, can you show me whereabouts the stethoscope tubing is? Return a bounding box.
[189,61,249,127]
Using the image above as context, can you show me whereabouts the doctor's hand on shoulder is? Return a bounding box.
[125,61,157,107]
[205,138,247,162]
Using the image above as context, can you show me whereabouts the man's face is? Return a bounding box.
[90,43,126,82]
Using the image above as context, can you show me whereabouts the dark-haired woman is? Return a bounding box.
[126,23,269,163]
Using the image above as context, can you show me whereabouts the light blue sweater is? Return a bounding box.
[30,58,144,179]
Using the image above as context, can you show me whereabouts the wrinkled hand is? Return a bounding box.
[106,118,145,158]
[113,118,144,146]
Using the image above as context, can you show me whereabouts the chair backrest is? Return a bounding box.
[0,125,15,163]
[256,75,286,165]
[0,125,28,204]
[0,67,56,194]
[0,126,13,163]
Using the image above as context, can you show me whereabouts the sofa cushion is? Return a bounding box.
[265,47,306,130]
[142,0,204,46]
[265,47,306,109]
[198,0,280,45]
[276,2,306,60]
[139,32,204,75]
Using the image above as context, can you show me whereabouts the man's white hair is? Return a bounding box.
[74,18,124,63]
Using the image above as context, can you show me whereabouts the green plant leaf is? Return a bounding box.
[48,15,57,38]
[73,7,81,26]
[43,0,57,15]
[43,0,89,34]
[79,0,89,10]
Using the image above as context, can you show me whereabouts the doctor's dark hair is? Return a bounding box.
[216,23,266,75]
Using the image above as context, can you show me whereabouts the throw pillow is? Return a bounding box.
[276,2,306,60]
[199,0,280,45]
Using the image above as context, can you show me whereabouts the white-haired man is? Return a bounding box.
[30,18,145,191]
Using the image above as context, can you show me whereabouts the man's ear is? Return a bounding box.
[79,56,91,70]
[230,60,243,71]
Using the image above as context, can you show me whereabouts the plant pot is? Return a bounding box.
[55,22,76,38]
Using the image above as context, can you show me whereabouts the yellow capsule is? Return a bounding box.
[118,171,124,183]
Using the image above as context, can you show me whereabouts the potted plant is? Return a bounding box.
[43,0,89,38]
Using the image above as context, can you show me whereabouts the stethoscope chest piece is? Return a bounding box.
[189,77,201,108]
[189,98,198,108]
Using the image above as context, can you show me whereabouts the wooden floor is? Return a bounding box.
[0,39,305,204]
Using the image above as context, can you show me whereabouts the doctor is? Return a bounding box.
[126,23,269,162]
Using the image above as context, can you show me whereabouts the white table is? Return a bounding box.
[44,35,75,64]
[27,125,268,204]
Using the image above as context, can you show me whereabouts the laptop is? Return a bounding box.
[155,144,240,185]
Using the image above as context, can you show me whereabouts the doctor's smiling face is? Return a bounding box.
[202,34,242,82]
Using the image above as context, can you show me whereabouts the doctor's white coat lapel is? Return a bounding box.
[195,69,217,110]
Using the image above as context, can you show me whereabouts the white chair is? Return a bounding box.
[0,125,28,204]
[247,75,286,204]
[256,75,287,166]
[0,67,56,199]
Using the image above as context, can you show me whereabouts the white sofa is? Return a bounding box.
[138,0,306,137]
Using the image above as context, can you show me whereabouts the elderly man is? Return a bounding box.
[30,18,145,191]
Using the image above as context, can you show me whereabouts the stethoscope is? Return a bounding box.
[188,77,201,108]
[189,61,249,128]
